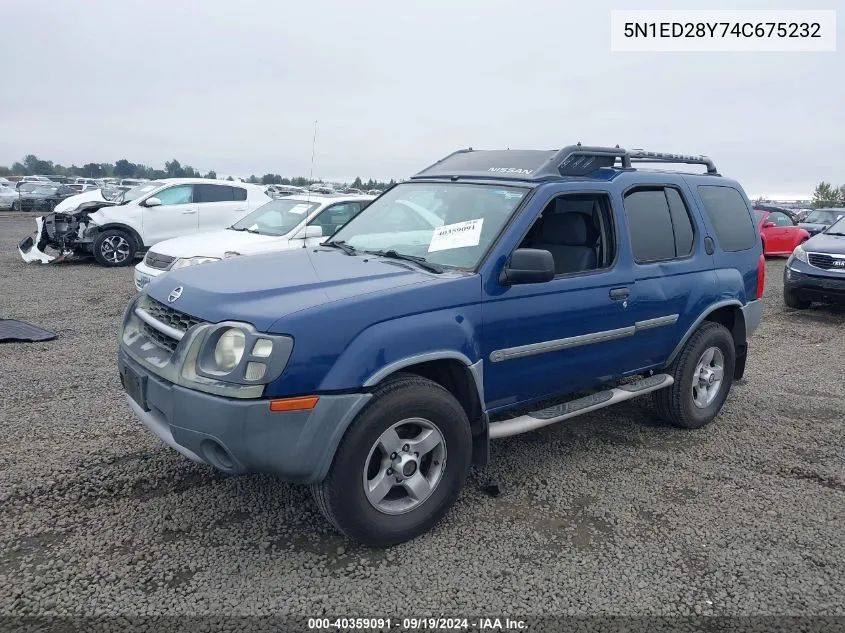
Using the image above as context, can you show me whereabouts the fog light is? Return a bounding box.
[245,362,266,381]
[252,338,273,357]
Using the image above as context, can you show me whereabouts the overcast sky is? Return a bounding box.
[0,0,841,196]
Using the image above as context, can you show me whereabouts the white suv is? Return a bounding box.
[133,194,375,290]
[81,178,269,266]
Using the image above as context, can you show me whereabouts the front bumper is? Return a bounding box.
[118,348,371,483]
[784,260,845,305]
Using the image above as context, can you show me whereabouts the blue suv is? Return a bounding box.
[117,145,764,547]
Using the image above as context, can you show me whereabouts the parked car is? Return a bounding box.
[754,208,810,255]
[0,184,19,210]
[132,194,377,290]
[18,178,271,266]
[11,183,77,212]
[366,189,383,196]
[783,214,845,308]
[798,208,845,237]
[116,145,763,547]
[309,183,334,194]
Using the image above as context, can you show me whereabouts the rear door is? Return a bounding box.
[620,181,717,367]
[141,184,198,244]
[195,184,249,232]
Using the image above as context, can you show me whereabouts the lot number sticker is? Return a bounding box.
[428,219,484,252]
[288,204,312,215]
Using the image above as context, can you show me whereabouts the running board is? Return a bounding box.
[488,374,674,439]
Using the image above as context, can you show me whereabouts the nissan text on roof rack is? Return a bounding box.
[18,178,270,266]
[117,144,763,547]
[132,194,379,290]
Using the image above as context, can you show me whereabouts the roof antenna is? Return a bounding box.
[304,119,317,248]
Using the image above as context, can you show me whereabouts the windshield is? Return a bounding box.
[805,209,844,225]
[330,182,528,269]
[231,198,320,236]
[825,215,845,234]
[120,181,164,204]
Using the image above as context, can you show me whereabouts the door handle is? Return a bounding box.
[609,287,629,300]
[181,210,196,214]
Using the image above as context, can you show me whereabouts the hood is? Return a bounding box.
[804,232,845,256]
[145,246,440,331]
[799,223,828,233]
[149,229,291,258]
[54,189,106,213]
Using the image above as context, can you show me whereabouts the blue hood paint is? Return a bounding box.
[146,247,440,332]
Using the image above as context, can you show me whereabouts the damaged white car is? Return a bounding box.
[18,179,271,266]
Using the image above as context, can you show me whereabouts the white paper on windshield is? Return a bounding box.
[428,219,484,252]
[288,204,311,215]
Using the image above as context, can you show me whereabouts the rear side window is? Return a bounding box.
[194,184,234,203]
[697,185,757,252]
[623,187,695,263]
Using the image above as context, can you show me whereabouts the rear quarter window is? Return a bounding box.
[696,185,757,252]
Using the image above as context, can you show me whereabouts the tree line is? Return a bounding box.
[811,182,845,208]
[0,154,396,190]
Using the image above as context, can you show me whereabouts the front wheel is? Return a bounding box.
[311,373,472,547]
[784,288,810,310]
[654,322,736,429]
[93,229,136,267]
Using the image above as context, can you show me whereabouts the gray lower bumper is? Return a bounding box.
[740,298,763,338]
[118,350,371,483]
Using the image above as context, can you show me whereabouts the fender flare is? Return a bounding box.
[665,299,744,365]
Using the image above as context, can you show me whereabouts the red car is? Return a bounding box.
[754,208,810,256]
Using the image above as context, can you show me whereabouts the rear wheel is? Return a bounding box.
[784,288,810,310]
[93,229,137,267]
[654,322,735,429]
[311,373,472,547]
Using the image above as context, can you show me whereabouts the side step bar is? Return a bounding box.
[488,374,674,439]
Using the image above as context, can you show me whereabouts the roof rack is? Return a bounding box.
[411,144,719,180]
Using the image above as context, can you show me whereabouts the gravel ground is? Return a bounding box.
[1,212,843,620]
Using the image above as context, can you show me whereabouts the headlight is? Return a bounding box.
[213,328,246,373]
[792,244,808,263]
[171,256,221,269]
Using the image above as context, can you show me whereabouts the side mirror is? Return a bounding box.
[763,221,775,228]
[294,225,323,239]
[499,248,555,285]
[144,197,162,207]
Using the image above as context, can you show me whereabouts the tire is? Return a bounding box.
[654,321,735,429]
[93,229,136,267]
[784,288,810,310]
[311,373,472,547]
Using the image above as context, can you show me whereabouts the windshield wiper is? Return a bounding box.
[322,240,357,255]
[825,232,845,236]
[228,226,259,233]
[364,249,443,273]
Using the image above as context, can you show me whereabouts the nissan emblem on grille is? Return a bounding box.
[167,286,183,303]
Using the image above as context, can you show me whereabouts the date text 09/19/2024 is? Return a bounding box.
[307,617,527,630]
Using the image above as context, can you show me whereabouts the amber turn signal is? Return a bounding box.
[268,396,319,412]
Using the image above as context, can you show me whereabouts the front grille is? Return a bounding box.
[142,323,179,352]
[144,251,177,270]
[136,296,205,352]
[808,253,845,271]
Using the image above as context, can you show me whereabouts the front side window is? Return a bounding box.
[154,185,194,206]
[231,199,319,236]
[309,202,366,237]
[768,211,793,227]
[330,182,528,269]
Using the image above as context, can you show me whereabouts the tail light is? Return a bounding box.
[756,253,765,299]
